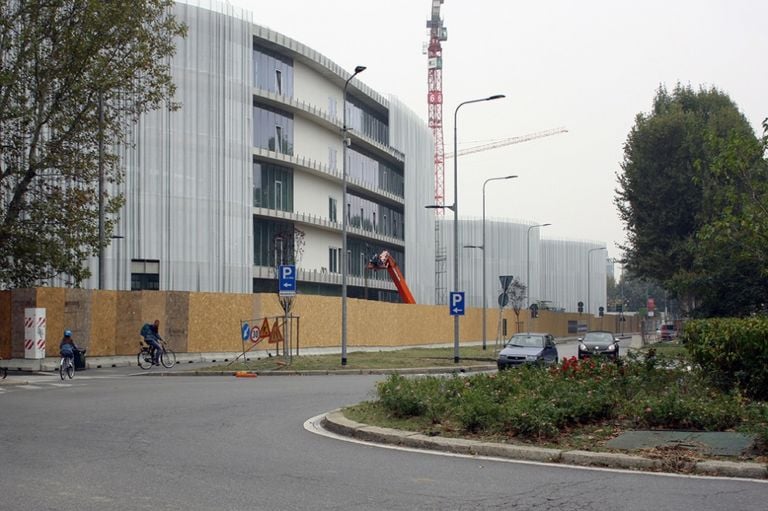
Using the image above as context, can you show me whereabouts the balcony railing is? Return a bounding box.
[252,87,405,162]
[252,265,396,290]
[252,148,404,207]
[253,207,405,247]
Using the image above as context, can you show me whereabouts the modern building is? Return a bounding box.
[68,0,607,311]
[436,218,607,314]
[80,0,435,303]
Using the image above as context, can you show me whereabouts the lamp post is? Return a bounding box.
[587,247,607,315]
[341,65,366,367]
[526,223,551,310]
[449,94,505,363]
[480,175,516,350]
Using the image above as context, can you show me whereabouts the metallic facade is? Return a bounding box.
[436,218,607,314]
[78,1,436,302]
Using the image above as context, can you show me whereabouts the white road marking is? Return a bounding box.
[303,413,768,484]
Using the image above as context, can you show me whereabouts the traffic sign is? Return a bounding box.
[241,323,250,341]
[449,292,465,316]
[279,264,296,296]
[499,275,514,292]
[498,292,509,308]
[250,327,261,343]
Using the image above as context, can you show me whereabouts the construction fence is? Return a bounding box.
[0,288,641,359]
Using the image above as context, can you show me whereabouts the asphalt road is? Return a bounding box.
[0,370,764,511]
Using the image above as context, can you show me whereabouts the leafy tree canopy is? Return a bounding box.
[615,84,767,317]
[0,0,186,288]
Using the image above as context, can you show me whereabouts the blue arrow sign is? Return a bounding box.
[279,264,296,296]
[449,291,465,316]
[241,323,251,341]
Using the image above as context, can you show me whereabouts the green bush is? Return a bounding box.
[376,374,427,417]
[683,317,768,400]
[373,358,766,445]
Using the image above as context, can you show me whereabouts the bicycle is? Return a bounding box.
[59,354,74,380]
[137,338,176,370]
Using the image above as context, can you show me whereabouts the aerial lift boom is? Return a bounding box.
[367,251,417,304]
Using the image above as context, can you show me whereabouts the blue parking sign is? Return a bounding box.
[449,292,465,316]
[279,264,296,296]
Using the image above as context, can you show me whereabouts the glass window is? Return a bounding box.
[253,218,296,267]
[329,197,337,222]
[253,42,293,96]
[253,102,293,155]
[253,160,293,211]
[130,259,159,291]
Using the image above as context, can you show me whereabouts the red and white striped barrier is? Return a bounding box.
[23,308,46,359]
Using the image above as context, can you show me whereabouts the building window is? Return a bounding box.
[275,69,283,95]
[329,247,339,273]
[275,126,284,153]
[253,160,293,211]
[328,147,338,171]
[328,96,337,120]
[131,259,159,291]
[275,180,283,210]
[329,197,337,222]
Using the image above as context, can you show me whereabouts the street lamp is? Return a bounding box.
[526,223,551,310]
[450,94,505,363]
[479,175,516,350]
[587,247,607,315]
[341,64,366,367]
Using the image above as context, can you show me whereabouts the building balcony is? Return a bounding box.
[252,207,405,248]
[252,148,404,208]
[251,265,396,291]
[252,87,404,164]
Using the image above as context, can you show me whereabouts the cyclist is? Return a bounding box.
[59,330,79,364]
[141,319,163,366]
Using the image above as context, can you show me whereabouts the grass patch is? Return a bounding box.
[198,345,497,373]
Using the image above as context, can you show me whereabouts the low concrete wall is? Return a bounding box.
[1,288,641,357]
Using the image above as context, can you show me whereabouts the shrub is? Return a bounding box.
[376,374,427,418]
[683,317,768,400]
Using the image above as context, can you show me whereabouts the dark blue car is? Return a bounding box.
[497,333,558,370]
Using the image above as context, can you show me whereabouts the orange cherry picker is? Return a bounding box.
[366,251,416,304]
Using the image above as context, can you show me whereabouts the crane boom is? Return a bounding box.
[444,127,568,159]
[367,251,416,304]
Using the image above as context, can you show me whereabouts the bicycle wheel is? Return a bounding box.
[160,347,176,368]
[59,358,66,380]
[137,349,153,370]
[66,359,74,379]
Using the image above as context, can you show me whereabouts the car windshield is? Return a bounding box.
[583,332,614,345]
[506,335,545,348]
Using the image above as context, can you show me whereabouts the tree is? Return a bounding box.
[0,1,186,288]
[615,84,766,316]
[505,278,526,333]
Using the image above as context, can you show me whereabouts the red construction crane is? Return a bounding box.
[444,127,568,159]
[367,251,416,304]
[426,0,448,215]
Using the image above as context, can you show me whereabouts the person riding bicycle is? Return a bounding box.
[59,330,79,362]
[141,320,163,366]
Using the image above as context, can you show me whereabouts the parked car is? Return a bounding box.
[497,333,558,370]
[577,331,620,360]
[658,323,678,341]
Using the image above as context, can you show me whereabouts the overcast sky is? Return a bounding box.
[228,0,767,262]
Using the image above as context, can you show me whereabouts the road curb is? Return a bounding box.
[139,365,498,377]
[321,410,767,479]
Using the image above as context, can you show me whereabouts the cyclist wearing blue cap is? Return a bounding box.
[59,330,79,363]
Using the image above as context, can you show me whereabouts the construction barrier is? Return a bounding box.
[24,308,46,359]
